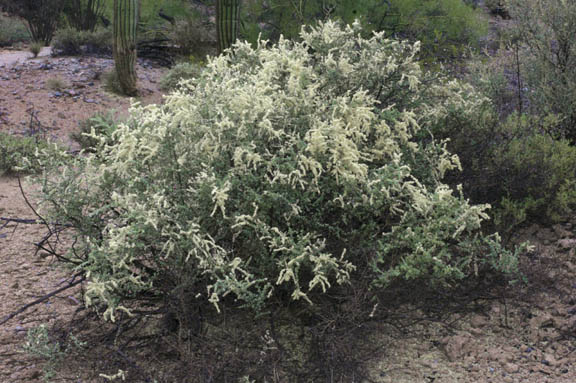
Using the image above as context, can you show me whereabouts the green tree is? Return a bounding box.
[0,0,63,44]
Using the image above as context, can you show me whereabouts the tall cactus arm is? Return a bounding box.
[216,0,241,54]
[113,0,139,96]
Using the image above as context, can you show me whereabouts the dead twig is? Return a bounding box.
[0,217,73,227]
[0,273,85,326]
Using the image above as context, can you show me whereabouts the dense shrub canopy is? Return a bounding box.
[39,21,517,320]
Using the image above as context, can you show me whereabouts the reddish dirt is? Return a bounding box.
[0,49,164,149]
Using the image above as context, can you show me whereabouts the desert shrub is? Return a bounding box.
[168,13,214,58]
[52,27,112,55]
[80,27,112,53]
[0,15,30,46]
[491,119,576,228]
[45,77,68,91]
[0,0,63,44]
[507,0,576,142]
[242,0,488,62]
[433,97,576,231]
[0,132,55,175]
[71,111,118,151]
[29,41,43,57]
[51,27,83,55]
[37,21,519,325]
[23,325,86,382]
[466,50,521,117]
[159,61,203,91]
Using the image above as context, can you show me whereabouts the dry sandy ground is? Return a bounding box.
[0,176,83,382]
[0,47,164,149]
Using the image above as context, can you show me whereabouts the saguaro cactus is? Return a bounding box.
[113,0,138,96]
[216,0,240,54]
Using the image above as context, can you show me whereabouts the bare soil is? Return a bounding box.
[0,48,164,149]
[1,48,576,383]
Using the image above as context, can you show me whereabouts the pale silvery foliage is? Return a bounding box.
[38,21,518,320]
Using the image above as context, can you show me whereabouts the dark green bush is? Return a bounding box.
[492,119,576,228]
[159,62,203,91]
[435,102,576,231]
[51,27,112,55]
[0,15,30,46]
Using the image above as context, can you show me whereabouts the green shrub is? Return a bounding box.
[52,27,112,55]
[0,132,56,175]
[384,0,489,60]
[0,15,30,46]
[45,77,68,91]
[159,62,203,91]
[29,41,43,57]
[492,120,576,228]
[23,325,86,382]
[71,111,118,151]
[466,50,519,117]
[434,100,576,231]
[51,27,83,55]
[37,21,518,323]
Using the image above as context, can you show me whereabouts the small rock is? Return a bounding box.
[536,228,556,242]
[557,238,576,249]
[530,313,554,329]
[543,353,558,366]
[503,362,519,374]
[442,335,471,362]
[470,314,489,328]
[553,224,571,238]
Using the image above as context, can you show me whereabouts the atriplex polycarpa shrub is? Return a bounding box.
[36,21,522,324]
